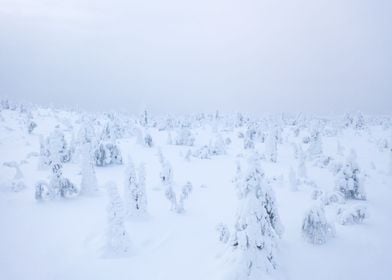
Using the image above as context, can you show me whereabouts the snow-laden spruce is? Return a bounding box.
[104,182,132,258]
[80,143,98,196]
[124,158,148,217]
[302,204,335,245]
[336,150,366,200]
[229,156,283,279]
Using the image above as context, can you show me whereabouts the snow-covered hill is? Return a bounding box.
[0,101,391,280]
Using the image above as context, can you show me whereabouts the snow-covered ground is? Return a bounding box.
[0,103,391,280]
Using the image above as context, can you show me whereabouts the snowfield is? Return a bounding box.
[0,102,391,280]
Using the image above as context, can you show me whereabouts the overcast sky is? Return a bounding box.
[0,0,391,114]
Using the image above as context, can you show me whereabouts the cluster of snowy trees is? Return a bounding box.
[4,100,392,270]
[158,150,193,213]
[188,133,227,160]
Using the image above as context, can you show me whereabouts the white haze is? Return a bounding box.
[0,0,391,114]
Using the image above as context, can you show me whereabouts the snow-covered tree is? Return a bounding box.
[302,204,335,245]
[143,131,153,148]
[243,128,255,150]
[175,127,195,146]
[27,118,37,134]
[94,142,123,166]
[159,156,177,210]
[297,145,307,179]
[209,134,226,155]
[176,181,193,213]
[35,180,50,201]
[100,121,119,143]
[104,182,132,257]
[80,143,98,196]
[48,128,71,163]
[337,204,367,225]
[336,150,366,200]
[39,129,71,167]
[216,223,230,244]
[307,130,323,160]
[38,135,51,169]
[124,159,148,217]
[265,129,277,162]
[78,120,96,144]
[229,156,283,278]
[192,145,210,159]
[140,109,149,127]
[48,162,78,199]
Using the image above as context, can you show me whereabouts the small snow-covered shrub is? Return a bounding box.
[337,205,367,225]
[94,142,123,166]
[192,145,210,159]
[27,120,37,134]
[144,132,153,148]
[35,180,51,201]
[302,204,335,245]
[322,191,345,206]
[216,223,230,244]
[311,189,324,200]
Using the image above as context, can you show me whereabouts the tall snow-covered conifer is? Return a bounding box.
[104,182,132,257]
[80,143,98,196]
[230,156,282,279]
[124,158,148,217]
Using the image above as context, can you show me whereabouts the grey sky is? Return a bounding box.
[0,0,391,114]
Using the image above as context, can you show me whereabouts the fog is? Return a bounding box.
[0,0,391,114]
